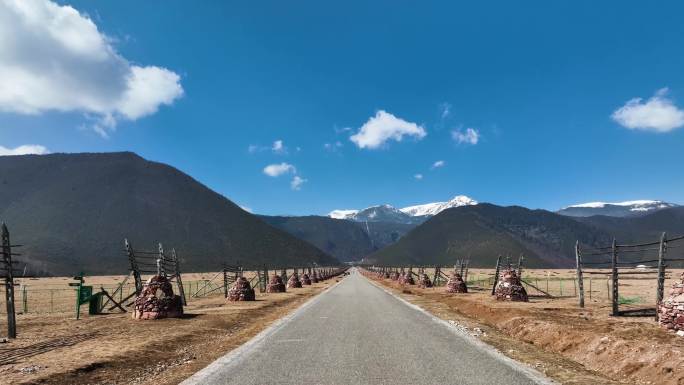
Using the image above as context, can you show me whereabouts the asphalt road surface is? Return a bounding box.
[182,269,552,385]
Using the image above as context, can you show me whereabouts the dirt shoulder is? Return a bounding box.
[363,271,684,385]
[0,279,340,385]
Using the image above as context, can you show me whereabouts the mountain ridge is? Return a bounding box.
[0,152,338,275]
[367,203,614,268]
[557,200,678,218]
[328,195,478,224]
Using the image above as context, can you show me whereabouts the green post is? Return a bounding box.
[70,273,87,320]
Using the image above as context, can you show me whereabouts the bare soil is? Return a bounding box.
[366,269,684,385]
[0,277,338,385]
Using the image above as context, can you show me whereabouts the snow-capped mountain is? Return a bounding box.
[330,205,418,224]
[328,195,478,224]
[557,200,679,218]
[329,209,359,220]
[400,195,478,216]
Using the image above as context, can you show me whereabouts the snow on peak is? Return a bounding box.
[400,195,478,217]
[327,195,478,222]
[567,200,668,211]
[328,209,359,220]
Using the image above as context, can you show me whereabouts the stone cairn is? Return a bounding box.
[417,273,433,288]
[266,274,286,293]
[658,272,684,332]
[494,269,528,301]
[228,276,256,301]
[133,275,184,320]
[301,273,312,285]
[399,272,415,285]
[287,273,303,289]
[445,271,468,293]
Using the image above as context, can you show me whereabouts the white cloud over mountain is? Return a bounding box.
[350,110,426,149]
[263,162,307,191]
[0,144,49,156]
[0,0,183,137]
[612,88,684,133]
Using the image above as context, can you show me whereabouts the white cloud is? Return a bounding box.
[414,173,423,180]
[611,88,684,133]
[349,110,426,149]
[0,0,183,137]
[439,102,451,119]
[249,140,290,154]
[240,205,253,213]
[263,162,296,177]
[451,128,480,145]
[334,126,352,134]
[0,144,49,156]
[431,160,445,169]
[272,140,286,154]
[290,175,307,190]
[323,141,343,152]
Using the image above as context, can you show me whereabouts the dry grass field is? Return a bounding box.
[0,271,342,385]
[365,268,684,385]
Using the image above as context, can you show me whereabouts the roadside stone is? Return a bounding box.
[417,273,433,288]
[287,273,303,289]
[133,275,184,320]
[445,271,468,294]
[494,269,528,302]
[659,273,684,332]
[228,276,255,301]
[266,274,286,293]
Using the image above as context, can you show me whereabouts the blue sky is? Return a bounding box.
[1,0,684,215]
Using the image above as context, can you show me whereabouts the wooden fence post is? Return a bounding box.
[262,265,269,293]
[656,232,667,321]
[158,243,166,277]
[611,238,619,316]
[172,248,186,306]
[464,259,470,285]
[432,266,440,287]
[22,285,27,314]
[125,239,143,295]
[223,267,229,298]
[2,223,17,338]
[491,255,501,295]
[575,241,585,308]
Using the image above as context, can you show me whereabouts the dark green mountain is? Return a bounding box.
[259,215,376,262]
[0,152,337,276]
[367,203,613,268]
[361,221,415,249]
[576,206,684,243]
[260,215,416,262]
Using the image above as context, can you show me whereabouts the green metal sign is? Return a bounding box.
[78,286,93,305]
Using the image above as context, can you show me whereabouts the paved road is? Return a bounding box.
[182,269,552,385]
